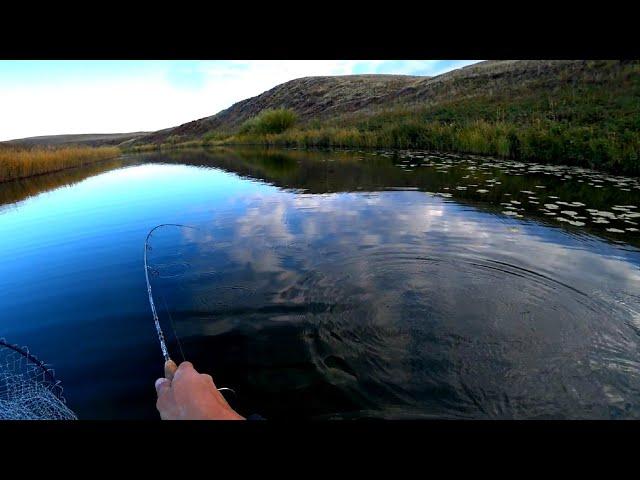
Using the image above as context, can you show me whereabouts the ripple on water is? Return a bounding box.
[147,223,640,419]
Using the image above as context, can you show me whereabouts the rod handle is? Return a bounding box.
[164,359,178,381]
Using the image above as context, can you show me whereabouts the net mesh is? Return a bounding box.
[0,339,77,420]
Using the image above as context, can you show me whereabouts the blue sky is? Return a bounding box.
[0,60,480,141]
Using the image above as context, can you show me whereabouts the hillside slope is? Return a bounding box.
[135,60,635,144]
[4,132,149,148]
[139,74,425,144]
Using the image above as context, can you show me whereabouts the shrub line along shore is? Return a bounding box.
[127,106,640,176]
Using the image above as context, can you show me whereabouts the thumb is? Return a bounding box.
[155,377,171,397]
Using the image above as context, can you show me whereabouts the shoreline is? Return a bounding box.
[124,141,640,179]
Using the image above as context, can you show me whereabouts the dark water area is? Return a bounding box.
[1,147,639,419]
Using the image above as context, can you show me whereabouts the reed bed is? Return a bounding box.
[0,146,120,182]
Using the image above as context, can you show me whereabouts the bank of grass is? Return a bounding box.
[226,118,640,175]
[0,145,120,182]
[206,62,640,175]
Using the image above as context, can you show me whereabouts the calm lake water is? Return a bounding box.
[1,147,640,419]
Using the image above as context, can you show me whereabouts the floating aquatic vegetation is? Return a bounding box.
[590,211,617,219]
[373,151,640,240]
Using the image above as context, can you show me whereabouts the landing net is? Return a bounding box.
[0,338,77,420]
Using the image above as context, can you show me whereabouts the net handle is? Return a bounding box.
[0,338,58,385]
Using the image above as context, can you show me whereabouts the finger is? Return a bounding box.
[155,377,171,397]
[164,359,178,380]
[179,361,194,370]
[173,361,194,380]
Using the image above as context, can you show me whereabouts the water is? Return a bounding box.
[1,147,639,419]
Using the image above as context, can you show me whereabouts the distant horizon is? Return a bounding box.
[0,60,481,142]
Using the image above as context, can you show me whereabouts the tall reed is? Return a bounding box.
[0,146,120,182]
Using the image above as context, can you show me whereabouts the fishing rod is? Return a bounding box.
[143,224,235,395]
[144,223,197,379]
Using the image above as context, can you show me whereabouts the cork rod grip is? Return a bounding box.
[164,359,178,381]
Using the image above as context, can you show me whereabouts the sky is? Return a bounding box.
[0,60,480,141]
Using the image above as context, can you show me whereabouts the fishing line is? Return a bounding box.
[162,296,186,363]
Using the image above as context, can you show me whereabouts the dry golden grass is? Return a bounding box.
[0,146,120,182]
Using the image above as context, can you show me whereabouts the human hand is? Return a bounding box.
[155,361,244,420]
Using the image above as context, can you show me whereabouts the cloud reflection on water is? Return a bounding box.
[161,189,640,418]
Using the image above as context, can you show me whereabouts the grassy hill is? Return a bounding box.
[4,132,149,147]
[139,74,425,144]
[131,60,640,175]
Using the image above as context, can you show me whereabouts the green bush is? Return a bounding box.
[240,108,298,135]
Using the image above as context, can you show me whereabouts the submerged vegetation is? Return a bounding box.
[0,145,120,182]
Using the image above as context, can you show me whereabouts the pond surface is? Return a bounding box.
[1,147,639,419]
